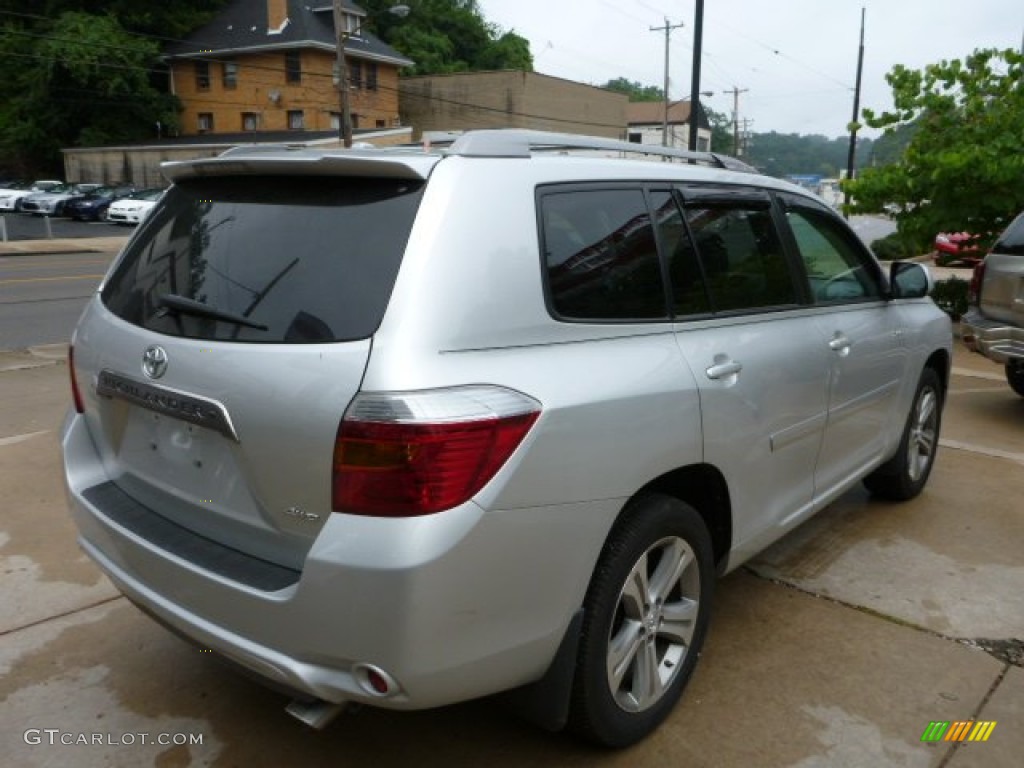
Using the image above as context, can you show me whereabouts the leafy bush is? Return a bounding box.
[870,232,917,261]
[931,276,969,321]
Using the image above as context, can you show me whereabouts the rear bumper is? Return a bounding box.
[61,410,613,710]
[961,309,1024,364]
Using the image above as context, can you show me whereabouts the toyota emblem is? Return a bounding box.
[142,345,169,379]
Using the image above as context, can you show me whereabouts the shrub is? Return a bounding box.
[870,232,917,261]
[931,276,969,321]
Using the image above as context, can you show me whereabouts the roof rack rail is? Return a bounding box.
[446,129,757,173]
[218,143,306,158]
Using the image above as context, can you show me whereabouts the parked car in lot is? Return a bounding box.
[62,130,952,747]
[0,179,62,212]
[961,211,1024,396]
[64,185,136,221]
[20,182,103,216]
[933,231,986,267]
[105,187,163,224]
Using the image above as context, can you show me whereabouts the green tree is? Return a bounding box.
[600,77,664,102]
[846,48,1024,248]
[361,0,532,75]
[0,1,228,174]
[705,106,732,154]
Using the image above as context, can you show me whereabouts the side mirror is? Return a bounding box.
[889,261,933,299]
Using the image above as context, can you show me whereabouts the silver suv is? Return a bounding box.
[962,211,1024,396]
[62,130,951,747]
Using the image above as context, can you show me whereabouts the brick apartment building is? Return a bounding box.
[164,0,413,137]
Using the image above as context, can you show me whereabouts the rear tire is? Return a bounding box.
[1007,361,1024,398]
[863,367,942,500]
[568,494,714,748]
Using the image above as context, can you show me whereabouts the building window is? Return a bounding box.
[197,112,214,133]
[285,50,301,83]
[242,112,259,131]
[350,60,363,89]
[288,110,304,130]
[195,61,210,91]
[351,114,360,129]
[628,132,642,144]
[223,61,238,90]
[366,62,378,91]
[697,136,710,152]
[344,12,362,35]
[330,112,341,131]
[375,119,386,128]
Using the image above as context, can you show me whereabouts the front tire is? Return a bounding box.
[863,367,943,500]
[568,494,714,748]
[1006,361,1024,398]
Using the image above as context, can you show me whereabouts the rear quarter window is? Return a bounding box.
[101,176,424,343]
[539,186,669,321]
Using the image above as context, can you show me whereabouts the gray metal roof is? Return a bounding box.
[164,0,413,67]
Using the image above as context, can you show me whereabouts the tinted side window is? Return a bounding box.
[649,190,710,316]
[994,211,1024,256]
[102,176,424,343]
[684,205,797,312]
[786,208,881,303]
[541,188,668,320]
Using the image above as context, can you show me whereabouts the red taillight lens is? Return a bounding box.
[332,387,541,517]
[968,260,986,305]
[69,345,85,414]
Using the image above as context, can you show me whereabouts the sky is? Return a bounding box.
[478,0,1023,138]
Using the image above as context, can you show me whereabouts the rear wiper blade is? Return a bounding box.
[158,293,269,331]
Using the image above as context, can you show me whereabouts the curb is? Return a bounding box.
[0,238,129,257]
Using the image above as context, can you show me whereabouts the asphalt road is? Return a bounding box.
[0,251,114,350]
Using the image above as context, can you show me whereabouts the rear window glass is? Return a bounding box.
[101,176,424,343]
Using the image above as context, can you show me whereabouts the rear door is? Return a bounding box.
[76,173,425,569]
[666,187,831,558]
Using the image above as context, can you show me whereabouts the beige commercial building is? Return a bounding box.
[399,71,627,140]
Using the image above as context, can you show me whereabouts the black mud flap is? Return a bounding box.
[500,609,583,732]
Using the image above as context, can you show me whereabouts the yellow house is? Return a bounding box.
[165,0,413,137]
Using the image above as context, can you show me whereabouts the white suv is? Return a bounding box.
[62,130,951,746]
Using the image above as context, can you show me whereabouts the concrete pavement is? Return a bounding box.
[0,345,1020,766]
[0,236,129,257]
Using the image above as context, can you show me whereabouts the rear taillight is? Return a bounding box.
[69,345,85,414]
[332,386,541,517]
[968,260,987,306]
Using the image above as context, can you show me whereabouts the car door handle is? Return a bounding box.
[706,359,743,380]
[828,334,852,353]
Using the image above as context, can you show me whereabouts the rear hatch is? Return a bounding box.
[981,212,1024,328]
[74,162,430,570]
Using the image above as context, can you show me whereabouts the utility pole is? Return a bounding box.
[687,0,705,151]
[844,7,866,215]
[650,19,685,146]
[725,86,749,156]
[332,0,353,147]
[741,118,754,155]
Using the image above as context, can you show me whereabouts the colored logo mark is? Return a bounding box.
[921,721,996,743]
